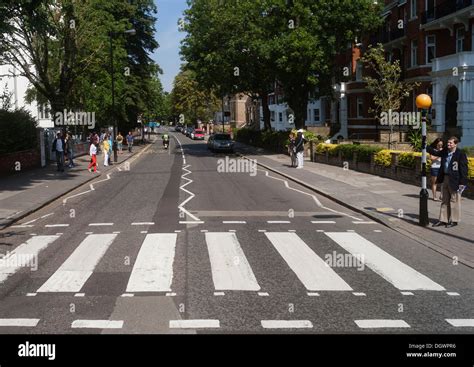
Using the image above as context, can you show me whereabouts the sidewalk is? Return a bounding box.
[236,142,474,268]
[0,142,151,230]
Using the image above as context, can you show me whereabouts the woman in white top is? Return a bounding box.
[429,138,443,201]
[88,143,98,173]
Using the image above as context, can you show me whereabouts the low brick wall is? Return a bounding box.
[313,151,474,199]
[0,149,41,176]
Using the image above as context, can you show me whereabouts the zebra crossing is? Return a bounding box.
[0,230,449,296]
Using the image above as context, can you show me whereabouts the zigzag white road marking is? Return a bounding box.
[174,135,201,222]
[256,167,363,221]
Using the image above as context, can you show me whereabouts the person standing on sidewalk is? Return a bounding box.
[288,132,297,167]
[88,142,98,173]
[117,132,123,153]
[428,136,468,228]
[126,131,134,152]
[52,132,65,172]
[295,129,306,169]
[65,133,75,168]
[429,138,443,201]
[107,134,113,165]
[102,134,110,167]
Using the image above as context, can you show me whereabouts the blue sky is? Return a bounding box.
[153,0,188,93]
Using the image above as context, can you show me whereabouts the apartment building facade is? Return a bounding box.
[338,0,474,146]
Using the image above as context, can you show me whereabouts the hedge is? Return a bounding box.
[0,108,38,154]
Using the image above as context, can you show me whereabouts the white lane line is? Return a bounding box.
[401,292,414,296]
[445,319,474,327]
[311,221,336,224]
[223,221,247,224]
[288,229,296,232]
[88,223,114,226]
[374,230,383,233]
[26,293,37,297]
[140,231,148,234]
[45,224,68,229]
[71,320,123,329]
[179,221,204,224]
[174,230,181,233]
[267,221,291,224]
[0,235,60,284]
[0,319,40,327]
[23,218,38,225]
[325,232,445,291]
[205,232,261,291]
[55,233,63,235]
[261,320,313,329]
[131,222,155,226]
[126,233,177,293]
[307,292,320,296]
[352,221,376,224]
[214,292,225,296]
[31,233,37,236]
[258,292,269,296]
[347,230,355,232]
[258,230,266,232]
[447,292,460,296]
[353,292,366,296]
[265,232,352,291]
[355,320,410,329]
[200,230,208,233]
[37,234,117,293]
[228,230,236,232]
[74,293,85,297]
[316,230,325,232]
[41,213,54,219]
[166,292,176,297]
[113,231,120,234]
[169,320,220,329]
[85,232,93,235]
[11,225,34,228]
[121,293,134,297]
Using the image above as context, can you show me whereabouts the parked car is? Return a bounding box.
[207,133,234,153]
[191,129,205,140]
[175,124,183,132]
[185,127,194,137]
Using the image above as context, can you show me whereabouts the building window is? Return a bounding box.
[456,27,465,53]
[411,40,418,67]
[314,109,320,122]
[356,61,363,81]
[270,110,275,121]
[357,97,364,118]
[426,35,436,64]
[38,104,50,119]
[279,112,283,122]
[409,0,416,19]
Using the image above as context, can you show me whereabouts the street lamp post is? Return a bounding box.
[109,28,136,162]
[416,94,432,227]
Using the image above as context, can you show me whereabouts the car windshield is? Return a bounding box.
[194,129,203,133]
[214,134,231,140]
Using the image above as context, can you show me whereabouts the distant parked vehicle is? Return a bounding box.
[185,127,194,137]
[175,124,183,132]
[207,133,234,153]
[191,129,205,140]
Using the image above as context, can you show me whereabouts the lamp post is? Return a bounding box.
[416,93,432,227]
[109,28,136,162]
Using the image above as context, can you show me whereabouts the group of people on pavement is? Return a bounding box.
[51,132,75,172]
[428,136,469,228]
[288,129,306,169]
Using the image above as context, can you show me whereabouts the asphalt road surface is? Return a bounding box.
[0,127,472,334]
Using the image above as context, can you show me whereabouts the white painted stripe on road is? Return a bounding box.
[126,233,177,292]
[374,230,383,233]
[265,232,352,291]
[258,292,269,296]
[355,320,410,329]
[71,320,123,329]
[37,234,117,293]
[258,230,266,232]
[401,291,414,296]
[174,230,181,233]
[88,223,114,226]
[113,231,120,234]
[45,224,69,228]
[311,221,336,224]
[228,230,236,232]
[307,292,320,296]
[26,293,37,297]
[447,292,460,296]
[261,320,313,329]
[223,221,246,224]
[41,213,54,219]
[205,232,261,291]
[0,235,59,283]
[445,319,474,327]
[55,233,63,235]
[179,221,205,224]
[316,230,325,232]
[11,225,34,228]
[140,231,148,234]
[121,293,134,297]
[85,232,93,235]
[0,318,40,327]
[352,221,376,224]
[214,292,225,296]
[74,293,85,297]
[166,292,176,297]
[169,320,220,329]
[325,232,445,291]
[352,292,366,296]
[132,222,155,226]
[267,221,291,224]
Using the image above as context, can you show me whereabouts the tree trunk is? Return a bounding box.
[288,89,308,130]
[260,93,271,131]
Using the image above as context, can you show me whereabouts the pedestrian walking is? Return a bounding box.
[88,142,98,173]
[126,131,133,152]
[117,132,123,153]
[288,132,297,167]
[428,136,468,228]
[295,129,306,169]
[65,133,75,168]
[51,132,65,172]
[429,138,443,201]
[108,134,113,165]
[103,134,110,167]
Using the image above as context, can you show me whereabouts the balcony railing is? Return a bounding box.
[421,0,474,25]
[380,27,406,44]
